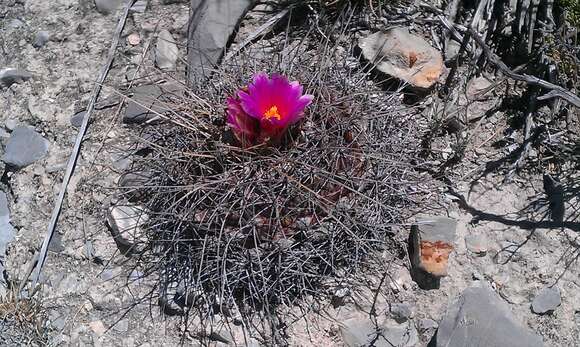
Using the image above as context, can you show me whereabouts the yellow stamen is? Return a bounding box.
[264,105,282,120]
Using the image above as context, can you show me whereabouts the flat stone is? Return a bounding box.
[0,68,32,89]
[70,110,87,128]
[129,0,148,13]
[124,84,181,124]
[3,126,49,169]
[466,76,493,101]
[531,286,561,315]
[340,317,417,347]
[465,234,488,256]
[106,204,148,255]
[113,319,129,332]
[381,321,419,347]
[155,29,178,70]
[95,0,122,14]
[410,216,456,289]
[187,0,253,83]
[48,232,65,253]
[358,28,444,89]
[390,303,414,323]
[33,31,50,48]
[435,284,544,347]
[89,320,107,336]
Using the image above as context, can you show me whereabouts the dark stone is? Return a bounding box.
[187,0,253,84]
[434,284,544,347]
[390,303,414,323]
[340,317,418,347]
[543,174,565,223]
[48,232,65,253]
[123,84,181,124]
[0,68,32,88]
[33,31,50,48]
[531,286,561,315]
[3,126,49,168]
[409,216,457,290]
[70,110,87,128]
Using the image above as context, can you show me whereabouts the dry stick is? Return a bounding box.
[28,0,135,290]
[451,24,580,108]
[223,8,291,62]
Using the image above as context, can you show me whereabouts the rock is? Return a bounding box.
[331,287,350,307]
[5,119,18,131]
[106,204,148,255]
[531,286,561,315]
[0,68,32,89]
[89,320,107,336]
[113,319,129,332]
[33,31,50,48]
[445,40,461,61]
[358,28,444,89]
[129,0,147,13]
[390,303,414,323]
[95,0,122,14]
[100,268,113,281]
[3,127,49,169]
[154,29,178,70]
[187,0,253,83]
[7,19,24,30]
[435,284,544,347]
[382,321,419,347]
[409,216,456,289]
[70,110,87,128]
[127,32,141,46]
[465,234,488,256]
[466,76,493,101]
[340,317,417,347]
[417,318,438,332]
[124,84,181,124]
[48,232,65,253]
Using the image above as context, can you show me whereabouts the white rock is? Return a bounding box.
[155,29,178,70]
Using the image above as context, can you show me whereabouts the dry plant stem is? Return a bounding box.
[27,0,135,291]
[506,88,538,180]
[452,24,580,108]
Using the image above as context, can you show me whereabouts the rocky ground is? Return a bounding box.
[0,0,579,346]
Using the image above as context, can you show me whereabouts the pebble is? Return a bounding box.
[0,68,32,89]
[89,320,107,336]
[531,286,561,315]
[70,110,87,128]
[465,234,488,256]
[435,284,543,347]
[154,29,178,70]
[95,0,122,14]
[33,31,50,48]
[390,303,414,323]
[106,204,148,255]
[127,32,141,46]
[5,119,18,131]
[3,126,49,169]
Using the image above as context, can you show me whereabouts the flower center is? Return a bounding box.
[264,105,282,120]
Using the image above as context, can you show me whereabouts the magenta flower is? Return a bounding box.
[227,73,313,147]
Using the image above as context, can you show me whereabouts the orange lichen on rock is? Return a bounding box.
[418,240,454,277]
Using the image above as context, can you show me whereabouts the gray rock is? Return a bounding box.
[124,84,181,124]
[531,286,561,315]
[390,303,414,323]
[382,321,419,347]
[113,319,129,332]
[358,28,444,89]
[465,234,488,256]
[435,284,544,347]
[0,68,32,88]
[48,232,65,253]
[130,0,148,13]
[70,110,87,128]
[340,318,417,347]
[95,0,122,14]
[410,216,457,289]
[100,269,113,281]
[106,204,148,255]
[7,19,24,30]
[5,119,18,131]
[417,318,438,332]
[33,31,50,48]
[3,127,49,168]
[187,0,253,83]
[155,29,178,70]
